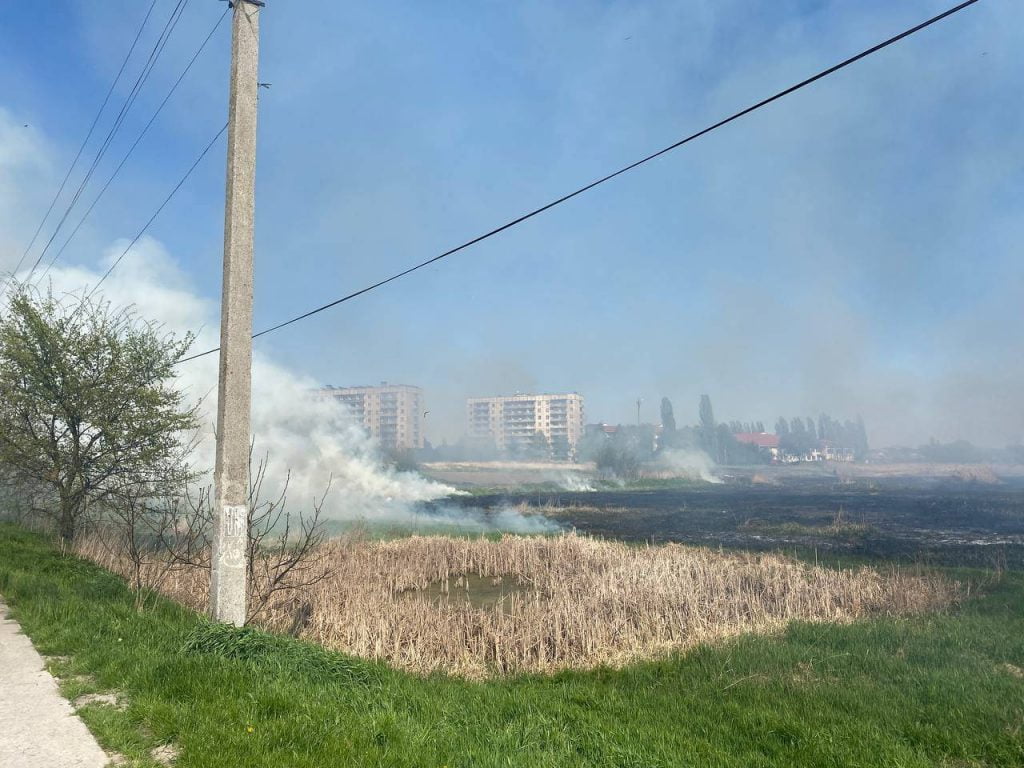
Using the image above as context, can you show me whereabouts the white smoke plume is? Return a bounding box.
[548,472,596,492]
[34,238,477,523]
[653,449,722,484]
[407,504,561,535]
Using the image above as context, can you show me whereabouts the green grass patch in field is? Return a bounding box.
[0,523,1022,767]
[321,519,522,541]
[738,517,877,541]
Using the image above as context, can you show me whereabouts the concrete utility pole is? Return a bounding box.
[210,0,261,626]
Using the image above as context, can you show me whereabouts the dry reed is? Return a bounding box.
[75,530,959,678]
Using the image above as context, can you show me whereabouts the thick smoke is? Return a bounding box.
[33,238,556,529]
[0,114,467,522]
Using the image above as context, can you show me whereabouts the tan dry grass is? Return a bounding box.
[75,532,959,679]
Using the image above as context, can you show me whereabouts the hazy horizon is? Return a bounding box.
[1,0,1021,449]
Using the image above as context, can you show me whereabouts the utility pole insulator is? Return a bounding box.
[210,0,260,627]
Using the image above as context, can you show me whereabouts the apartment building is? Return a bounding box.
[467,393,585,460]
[319,382,424,453]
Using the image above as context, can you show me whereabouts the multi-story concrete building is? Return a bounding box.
[467,393,585,460]
[319,382,424,453]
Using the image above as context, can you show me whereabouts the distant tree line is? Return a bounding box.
[916,439,986,464]
[726,421,766,434]
[910,439,1024,465]
[579,395,872,477]
[774,414,868,458]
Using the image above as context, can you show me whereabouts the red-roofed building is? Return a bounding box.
[734,432,781,460]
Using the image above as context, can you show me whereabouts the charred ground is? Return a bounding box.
[442,475,1024,568]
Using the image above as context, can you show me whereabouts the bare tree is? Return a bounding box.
[0,471,51,530]
[100,492,194,610]
[85,433,208,609]
[244,449,332,624]
[161,445,334,625]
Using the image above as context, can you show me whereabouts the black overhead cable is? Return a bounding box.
[23,0,191,284]
[173,0,978,365]
[25,0,191,282]
[84,121,229,299]
[37,7,230,285]
[0,0,160,297]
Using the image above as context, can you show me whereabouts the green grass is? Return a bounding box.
[738,517,877,541]
[320,520,528,541]
[1,523,1022,768]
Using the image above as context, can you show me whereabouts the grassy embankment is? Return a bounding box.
[1,523,1022,767]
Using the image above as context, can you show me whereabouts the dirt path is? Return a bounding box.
[0,600,108,768]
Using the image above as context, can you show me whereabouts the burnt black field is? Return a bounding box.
[444,476,1024,568]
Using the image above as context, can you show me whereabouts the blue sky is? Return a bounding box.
[0,0,1021,446]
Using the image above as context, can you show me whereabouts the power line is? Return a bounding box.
[23,0,191,284]
[85,122,228,299]
[37,7,230,285]
[26,0,191,282]
[0,0,160,296]
[172,0,978,365]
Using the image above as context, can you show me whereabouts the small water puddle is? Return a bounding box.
[402,574,531,612]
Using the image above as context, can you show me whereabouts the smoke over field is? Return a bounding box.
[650,449,722,483]
[36,240,477,525]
